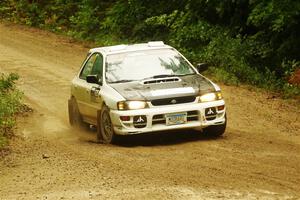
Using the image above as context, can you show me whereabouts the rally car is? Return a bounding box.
[68,41,226,143]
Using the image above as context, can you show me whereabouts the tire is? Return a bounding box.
[96,105,116,144]
[68,98,84,127]
[202,115,227,137]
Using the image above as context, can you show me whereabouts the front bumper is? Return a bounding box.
[110,100,226,135]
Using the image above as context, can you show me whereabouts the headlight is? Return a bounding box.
[199,91,222,102]
[117,101,148,110]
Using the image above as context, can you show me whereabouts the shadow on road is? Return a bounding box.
[113,130,224,147]
[78,126,225,147]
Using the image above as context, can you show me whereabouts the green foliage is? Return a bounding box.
[281,60,299,78]
[68,0,109,39]
[207,67,240,86]
[282,83,300,99]
[0,73,22,148]
[0,0,299,97]
[247,0,300,75]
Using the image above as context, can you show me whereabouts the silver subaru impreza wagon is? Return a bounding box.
[69,41,226,143]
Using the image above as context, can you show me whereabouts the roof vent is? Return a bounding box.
[148,41,164,47]
[109,44,127,52]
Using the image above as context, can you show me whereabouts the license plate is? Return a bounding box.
[166,112,187,126]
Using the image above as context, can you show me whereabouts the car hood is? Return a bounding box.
[109,74,216,101]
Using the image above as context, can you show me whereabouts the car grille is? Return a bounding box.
[151,96,196,106]
[152,111,198,125]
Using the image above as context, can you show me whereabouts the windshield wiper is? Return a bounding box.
[176,73,196,76]
[142,74,177,80]
[143,73,196,80]
[110,79,136,83]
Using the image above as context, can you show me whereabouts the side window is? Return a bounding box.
[79,54,97,80]
[91,54,103,78]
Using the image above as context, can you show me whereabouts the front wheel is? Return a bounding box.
[97,106,116,144]
[202,115,227,137]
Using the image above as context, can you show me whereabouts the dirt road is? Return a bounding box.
[0,23,300,200]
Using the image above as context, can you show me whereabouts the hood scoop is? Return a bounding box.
[110,74,216,101]
[142,77,181,85]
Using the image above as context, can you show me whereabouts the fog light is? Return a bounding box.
[120,116,130,121]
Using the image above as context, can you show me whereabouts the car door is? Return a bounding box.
[74,53,103,123]
[85,53,104,120]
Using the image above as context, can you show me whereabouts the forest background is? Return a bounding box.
[0,0,299,97]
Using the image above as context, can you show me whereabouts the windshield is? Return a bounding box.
[105,49,196,83]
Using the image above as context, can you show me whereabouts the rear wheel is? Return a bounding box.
[202,115,227,137]
[68,98,85,127]
[97,105,116,144]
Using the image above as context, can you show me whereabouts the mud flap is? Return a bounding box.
[68,99,74,125]
[68,98,86,128]
[96,110,104,143]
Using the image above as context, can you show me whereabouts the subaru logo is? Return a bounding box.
[171,99,177,104]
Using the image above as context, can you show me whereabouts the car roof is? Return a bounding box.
[89,41,173,56]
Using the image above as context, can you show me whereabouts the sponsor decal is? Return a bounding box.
[207,108,214,115]
[205,107,216,116]
[133,115,147,124]
[136,116,144,123]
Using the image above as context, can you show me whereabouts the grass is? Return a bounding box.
[0,73,22,149]
[204,65,300,99]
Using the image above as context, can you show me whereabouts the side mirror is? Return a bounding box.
[86,75,102,85]
[196,63,209,73]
